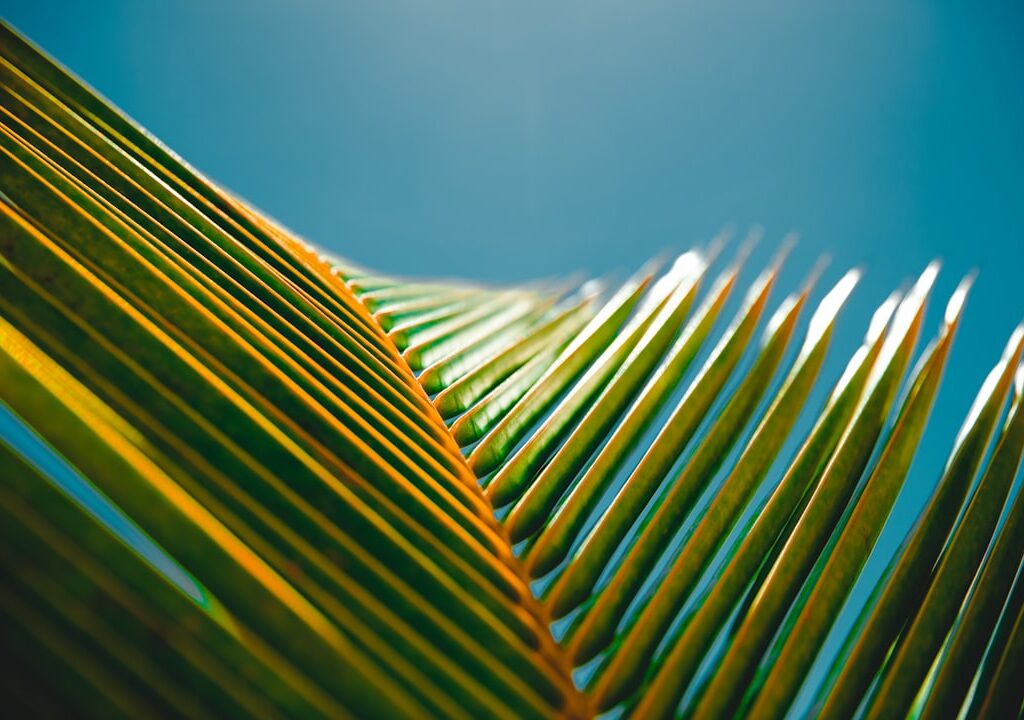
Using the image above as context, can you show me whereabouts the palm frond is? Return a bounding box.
[2,20,1023,719]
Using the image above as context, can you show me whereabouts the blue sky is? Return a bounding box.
[5,0,1023,714]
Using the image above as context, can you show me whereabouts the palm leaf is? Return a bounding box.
[2,20,1023,719]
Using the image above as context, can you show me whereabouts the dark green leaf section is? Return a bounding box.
[861,333,1024,719]
[817,324,1024,719]
[919,368,1024,719]
[590,270,860,709]
[567,284,810,667]
[632,289,899,719]
[527,258,742,579]
[745,273,969,719]
[690,266,939,719]
[4,19,1024,720]
[547,257,785,619]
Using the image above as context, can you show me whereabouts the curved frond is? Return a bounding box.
[2,20,1023,719]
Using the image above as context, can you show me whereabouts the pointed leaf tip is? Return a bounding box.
[802,268,861,352]
[943,271,975,326]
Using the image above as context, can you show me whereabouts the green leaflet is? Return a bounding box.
[691,263,938,719]
[401,293,543,370]
[969,564,1024,718]
[489,253,705,510]
[545,257,784,619]
[818,323,1024,719]
[504,253,707,542]
[526,259,741,579]
[452,343,564,446]
[591,269,859,709]
[433,297,594,419]
[920,366,1024,719]
[862,343,1024,718]
[745,272,968,719]
[567,284,809,666]
[631,289,899,720]
[468,271,652,478]
[389,291,523,350]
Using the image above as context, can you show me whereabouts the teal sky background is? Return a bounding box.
[5,1,1023,715]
